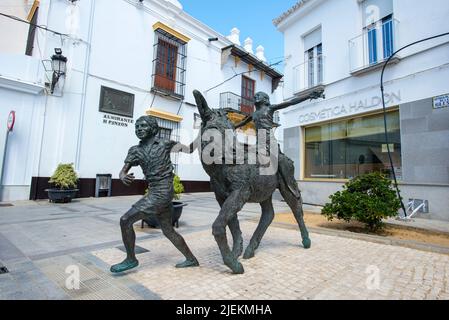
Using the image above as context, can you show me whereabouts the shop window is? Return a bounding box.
[304,110,401,180]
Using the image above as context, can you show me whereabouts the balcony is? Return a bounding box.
[292,55,325,97]
[349,18,401,76]
[219,92,255,115]
[0,52,45,94]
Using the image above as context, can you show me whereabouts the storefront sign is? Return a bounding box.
[433,94,449,109]
[298,91,401,124]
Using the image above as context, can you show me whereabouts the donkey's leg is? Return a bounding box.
[243,197,275,260]
[279,181,311,249]
[216,194,243,259]
[229,216,243,259]
[212,189,249,274]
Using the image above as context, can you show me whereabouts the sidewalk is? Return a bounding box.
[1,193,449,300]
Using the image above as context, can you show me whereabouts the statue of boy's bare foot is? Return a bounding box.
[176,258,199,268]
[110,259,139,273]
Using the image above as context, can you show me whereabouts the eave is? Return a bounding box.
[221,45,284,92]
[0,75,45,95]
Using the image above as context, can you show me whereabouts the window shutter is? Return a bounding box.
[361,0,393,26]
[303,27,322,51]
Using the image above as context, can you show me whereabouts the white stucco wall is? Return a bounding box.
[0,53,46,201]
[0,0,282,200]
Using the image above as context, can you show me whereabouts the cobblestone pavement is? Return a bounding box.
[1,193,449,300]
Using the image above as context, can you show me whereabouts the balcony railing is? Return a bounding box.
[219,92,254,114]
[349,18,400,75]
[292,55,325,95]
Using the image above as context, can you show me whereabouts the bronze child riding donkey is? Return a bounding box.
[111,89,323,274]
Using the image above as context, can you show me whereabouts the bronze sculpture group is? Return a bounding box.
[111,90,323,274]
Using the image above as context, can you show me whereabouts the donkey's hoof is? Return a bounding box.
[232,239,244,259]
[302,237,311,249]
[232,262,245,275]
[243,247,255,260]
[225,258,244,274]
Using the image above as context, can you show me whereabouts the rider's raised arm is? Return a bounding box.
[234,116,253,129]
[271,96,309,111]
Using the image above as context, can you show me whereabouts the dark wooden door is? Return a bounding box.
[155,39,178,93]
[241,76,255,115]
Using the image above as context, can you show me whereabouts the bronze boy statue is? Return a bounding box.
[110,116,199,273]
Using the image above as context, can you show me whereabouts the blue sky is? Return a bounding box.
[181,0,298,68]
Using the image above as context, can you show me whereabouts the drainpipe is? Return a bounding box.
[74,0,95,171]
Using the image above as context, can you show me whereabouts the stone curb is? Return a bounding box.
[252,219,449,256]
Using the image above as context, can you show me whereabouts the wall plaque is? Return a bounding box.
[99,86,135,118]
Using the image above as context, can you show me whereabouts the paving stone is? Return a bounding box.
[2,194,449,300]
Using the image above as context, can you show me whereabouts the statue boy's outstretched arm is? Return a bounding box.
[172,134,200,154]
[119,163,135,186]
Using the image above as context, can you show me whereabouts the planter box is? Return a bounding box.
[142,202,187,229]
[46,189,78,203]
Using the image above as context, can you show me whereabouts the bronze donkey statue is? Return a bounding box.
[192,90,311,274]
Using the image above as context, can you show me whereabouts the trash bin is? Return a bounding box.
[95,174,112,197]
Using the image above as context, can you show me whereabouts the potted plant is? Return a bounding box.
[142,174,187,228]
[46,163,79,203]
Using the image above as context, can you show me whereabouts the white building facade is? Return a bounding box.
[275,0,449,220]
[0,0,282,201]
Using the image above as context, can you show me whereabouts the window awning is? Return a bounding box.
[146,108,183,123]
[152,22,190,44]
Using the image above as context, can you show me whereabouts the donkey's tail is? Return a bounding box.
[278,153,301,199]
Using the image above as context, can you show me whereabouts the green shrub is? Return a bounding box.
[49,163,78,190]
[144,174,185,200]
[321,172,401,232]
[173,174,184,200]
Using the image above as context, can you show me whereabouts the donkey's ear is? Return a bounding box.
[193,90,209,108]
[193,90,212,118]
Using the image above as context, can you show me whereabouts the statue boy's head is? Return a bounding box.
[135,116,160,141]
[254,92,270,108]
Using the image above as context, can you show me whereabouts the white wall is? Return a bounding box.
[280,0,449,102]
[0,53,46,201]
[0,1,34,55]
[0,0,282,202]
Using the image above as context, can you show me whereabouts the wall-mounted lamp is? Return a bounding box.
[50,48,67,94]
